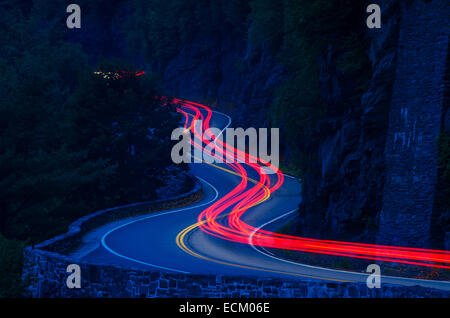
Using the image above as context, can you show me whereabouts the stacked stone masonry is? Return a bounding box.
[378,0,450,247]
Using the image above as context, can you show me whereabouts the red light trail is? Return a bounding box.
[170,98,450,270]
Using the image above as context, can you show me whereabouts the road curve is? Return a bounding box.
[81,100,450,291]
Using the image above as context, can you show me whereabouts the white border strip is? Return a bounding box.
[101,177,219,274]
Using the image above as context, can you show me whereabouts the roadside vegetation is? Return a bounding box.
[0,2,181,297]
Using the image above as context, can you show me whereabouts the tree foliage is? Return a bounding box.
[248,0,371,176]
[0,1,180,297]
[125,0,250,63]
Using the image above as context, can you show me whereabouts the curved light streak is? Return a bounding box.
[168,98,450,270]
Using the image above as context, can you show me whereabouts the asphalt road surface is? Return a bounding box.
[81,108,450,291]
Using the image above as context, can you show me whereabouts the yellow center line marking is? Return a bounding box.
[174,114,349,282]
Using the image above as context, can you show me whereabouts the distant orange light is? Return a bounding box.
[93,70,145,80]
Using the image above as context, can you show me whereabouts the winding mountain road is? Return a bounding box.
[81,99,450,291]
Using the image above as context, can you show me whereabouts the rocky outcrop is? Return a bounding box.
[297,0,401,242]
[160,34,283,128]
[296,0,450,249]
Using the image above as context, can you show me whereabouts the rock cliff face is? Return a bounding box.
[297,0,449,248]
[159,35,283,128]
[296,0,401,243]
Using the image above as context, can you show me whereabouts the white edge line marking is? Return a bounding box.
[101,176,219,274]
[199,109,449,287]
[100,109,230,273]
[248,208,450,288]
[211,110,232,143]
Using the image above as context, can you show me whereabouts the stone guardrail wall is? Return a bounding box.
[30,179,203,255]
[378,0,450,247]
[22,178,449,298]
[23,247,449,298]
